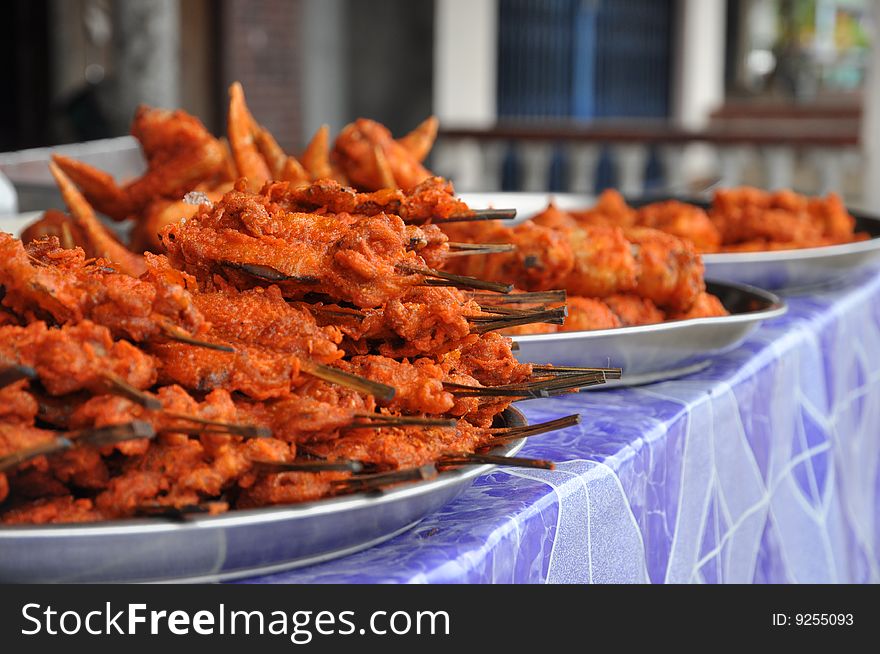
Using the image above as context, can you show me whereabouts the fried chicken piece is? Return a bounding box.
[20,209,86,251]
[625,227,704,312]
[455,332,532,386]
[193,286,344,364]
[236,470,347,508]
[604,294,665,326]
[442,220,576,291]
[397,116,439,162]
[1,496,105,525]
[333,118,431,191]
[150,340,308,400]
[0,381,38,424]
[0,235,204,343]
[132,185,229,253]
[51,107,226,221]
[559,297,621,331]
[711,187,824,246]
[340,356,454,415]
[637,200,722,253]
[262,176,469,224]
[49,161,146,276]
[232,376,377,444]
[161,184,429,308]
[532,202,578,230]
[0,321,157,396]
[570,189,638,227]
[307,422,487,471]
[666,292,729,320]
[566,225,639,297]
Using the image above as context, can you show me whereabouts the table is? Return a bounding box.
[243,269,880,584]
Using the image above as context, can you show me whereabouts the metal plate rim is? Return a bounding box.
[511,278,786,345]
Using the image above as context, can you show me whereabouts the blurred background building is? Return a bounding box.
[1,0,878,206]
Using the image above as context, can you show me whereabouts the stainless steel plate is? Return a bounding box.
[459,192,880,292]
[512,280,786,386]
[0,410,526,583]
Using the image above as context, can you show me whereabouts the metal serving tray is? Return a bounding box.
[459,192,880,291]
[0,411,526,583]
[512,280,786,386]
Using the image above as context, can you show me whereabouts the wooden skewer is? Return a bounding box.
[470,307,567,334]
[437,453,555,470]
[221,261,320,285]
[69,421,156,447]
[251,459,365,473]
[430,208,517,224]
[400,263,513,294]
[303,362,396,403]
[485,414,581,445]
[474,304,550,316]
[348,414,457,429]
[162,413,273,439]
[0,363,37,389]
[99,374,162,410]
[471,290,567,305]
[445,242,517,257]
[530,365,623,380]
[444,372,606,398]
[160,323,235,353]
[332,464,438,493]
[0,437,73,473]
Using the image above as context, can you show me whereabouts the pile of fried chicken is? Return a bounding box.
[2,88,622,524]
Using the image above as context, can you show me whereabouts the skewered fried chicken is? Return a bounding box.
[0,234,204,344]
[309,286,480,359]
[0,90,609,525]
[262,176,470,225]
[305,421,487,471]
[0,321,157,396]
[442,219,576,291]
[161,183,434,308]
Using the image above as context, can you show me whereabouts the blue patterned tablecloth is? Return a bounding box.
[243,269,880,584]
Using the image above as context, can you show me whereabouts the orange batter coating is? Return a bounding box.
[442,220,576,291]
[0,321,157,397]
[666,292,729,321]
[193,286,345,364]
[333,118,432,191]
[1,496,105,525]
[710,187,864,250]
[625,227,705,312]
[637,200,721,253]
[0,235,204,344]
[306,422,487,471]
[314,286,480,359]
[263,176,469,225]
[566,225,639,297]
[160,184,431,308]
[560,297,621,331]
[20,209,85,251]
[604,294,665,326]
[51,106,227,221]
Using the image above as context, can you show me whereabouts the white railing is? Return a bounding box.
[432,123,864,203]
